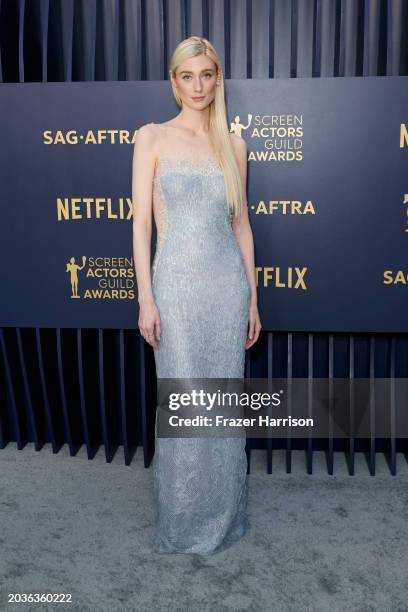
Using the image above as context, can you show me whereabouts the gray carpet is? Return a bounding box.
[0,444,407,612]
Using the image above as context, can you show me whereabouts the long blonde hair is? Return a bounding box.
[169,36,245,220]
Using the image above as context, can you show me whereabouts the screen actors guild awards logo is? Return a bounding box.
[229,111,304,160]
[64,255,135,300]
[66,256,86,298]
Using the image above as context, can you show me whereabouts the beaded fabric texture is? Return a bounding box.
[151,156,234,282]
[150,143,251,555]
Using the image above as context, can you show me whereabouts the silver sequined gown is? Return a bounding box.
[150,153,251,555]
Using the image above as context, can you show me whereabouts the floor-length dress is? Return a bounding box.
[150,142,251,555]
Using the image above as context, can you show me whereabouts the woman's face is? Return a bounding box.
[170,54,218,110]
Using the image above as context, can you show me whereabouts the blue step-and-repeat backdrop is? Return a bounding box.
[0,77,407,332]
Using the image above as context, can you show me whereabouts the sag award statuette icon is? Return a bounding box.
[66,256,87,298]
[230,113,252,137]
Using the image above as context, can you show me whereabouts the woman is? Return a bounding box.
[132,36,261,554]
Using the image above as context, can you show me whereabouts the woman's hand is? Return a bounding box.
[245,300,262,349]
[138,299,161,348]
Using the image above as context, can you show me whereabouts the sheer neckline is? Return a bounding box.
[155,156,223,175]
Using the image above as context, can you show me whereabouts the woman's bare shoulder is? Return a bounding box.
[137,121,174,145]
[136,122,158,137]
[229,131,245,147]
[229,132,247,159]
[143,121,176,131]
[135,123,163,156]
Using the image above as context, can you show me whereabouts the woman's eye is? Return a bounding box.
[182,74,212,80]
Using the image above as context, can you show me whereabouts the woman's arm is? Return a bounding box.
[132,124,161,347]
[231,135,262,348]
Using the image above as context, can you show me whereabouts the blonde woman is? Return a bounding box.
[132,36,261,554]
